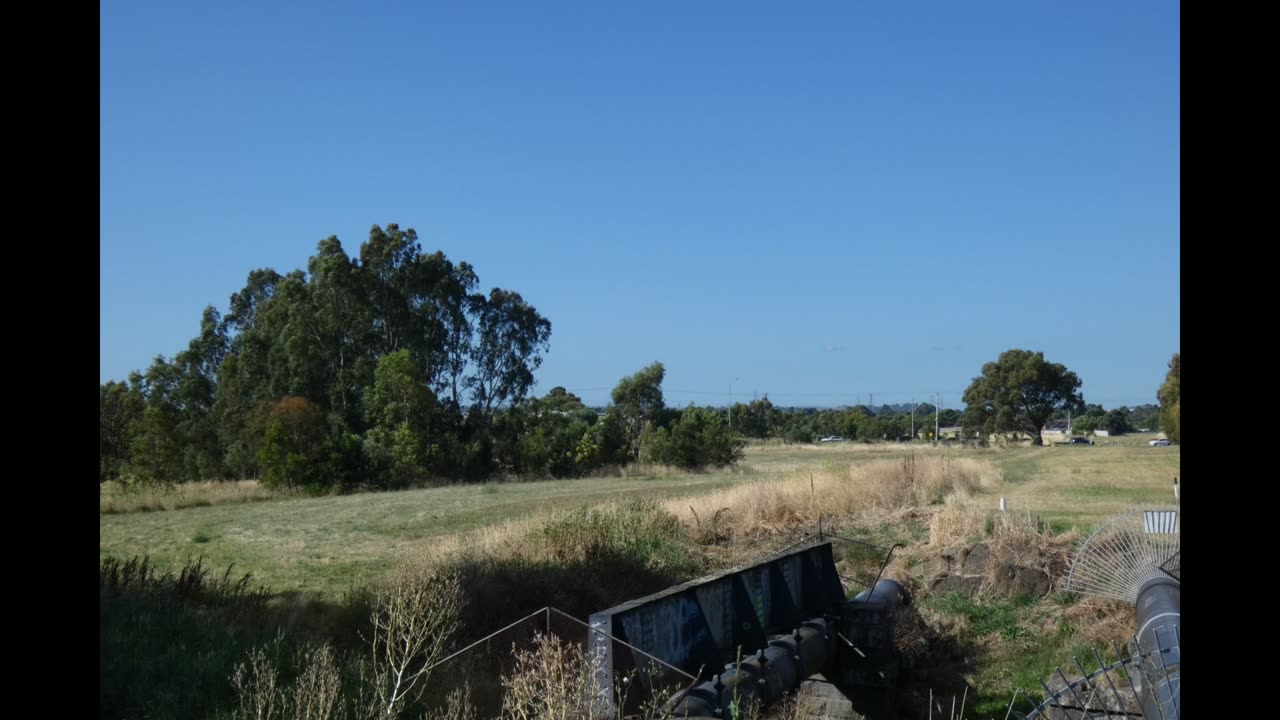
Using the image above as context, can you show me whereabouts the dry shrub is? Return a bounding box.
[928,505,1077,554]
[671,454,998,537]
[231,644,285,720]
[229,569,462,720]
[893,607,934,660]
[437,685,478,720]
[1063,599,1137,647]
[411,499,696,573]
[926,505,1083,591]
[767,683,821,720]
[293,643,343,720]
[501,633,604,720]
[927,503,993,548]
[230,640,345,720]
[403,500,704,643]
[497,633,683,720]
[410,517,544,570]
[361,568,463,718]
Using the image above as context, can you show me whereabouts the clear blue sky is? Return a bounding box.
[101,2,1179,410]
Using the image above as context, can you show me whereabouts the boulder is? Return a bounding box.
[991,562,1051,598]
[930,575,983,595]
[961,544,991,575]
[910,555,950,581]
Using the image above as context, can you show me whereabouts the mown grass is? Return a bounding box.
[974,442,1179,530]
[100,470,755,595]
[99,443,1178,597]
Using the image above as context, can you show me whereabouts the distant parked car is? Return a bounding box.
[1149,438,1170,446]
[1068,437,1093,445]
[819,436,847,443]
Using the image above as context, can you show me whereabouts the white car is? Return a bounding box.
[819,436,847,443]
[1148,438,1170,446]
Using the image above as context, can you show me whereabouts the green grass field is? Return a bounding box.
[99,439,1180,596]
[956,435,1180,530]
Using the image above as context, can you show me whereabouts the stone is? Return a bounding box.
[911,555,949,581]
[991,562,1051,598]
[930,574,983,595]
[962,543,991,575]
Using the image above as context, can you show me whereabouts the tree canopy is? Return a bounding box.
[961,349,1084,446]
[104,224,555,487]
[100,227,754,488]
[610,362,666,460]
[1157,353,1180,443]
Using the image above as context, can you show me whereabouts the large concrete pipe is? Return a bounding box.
[852,579,909,611]
[1133,576,1180,720]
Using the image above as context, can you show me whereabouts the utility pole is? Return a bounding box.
[728,377,739,431]
[910,395,915,441]
[935,392,941,445]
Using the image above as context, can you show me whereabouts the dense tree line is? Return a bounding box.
[724,399,962,444]
[724,396,1160,446]
[1053,404,1136,436]
[100,226,743,488]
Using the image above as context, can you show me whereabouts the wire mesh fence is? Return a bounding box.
[1015,634,1181,720]
[415,607,698,719]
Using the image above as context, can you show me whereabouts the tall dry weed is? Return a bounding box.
[670,454,998,536]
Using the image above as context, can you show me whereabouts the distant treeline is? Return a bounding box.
[706,400,1159,443]
[99,225,743,489]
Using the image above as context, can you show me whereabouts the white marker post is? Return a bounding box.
[999,497,1007,512]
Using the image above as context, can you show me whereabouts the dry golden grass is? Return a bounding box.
[409,517,543,567]
[100,479,288,514]
[927,504,1078,550]
[1063,598,1137,647]
[668,453,1000,539]
[406,453,1001,582]
[579,461,760,480]
[925,504,1082,585]
[403,498,699,583]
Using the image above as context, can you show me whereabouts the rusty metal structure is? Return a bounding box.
[587,538,910,719]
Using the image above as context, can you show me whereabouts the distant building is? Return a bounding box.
[989,431,1036,446]
[1041,419,1071,444]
